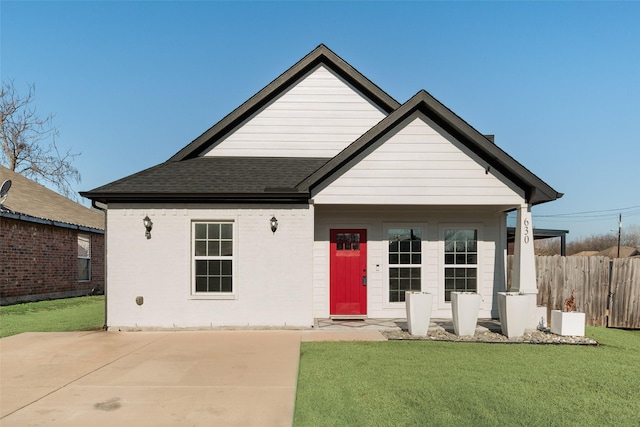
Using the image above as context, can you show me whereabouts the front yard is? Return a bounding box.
[0,296,104,338]
[294,327,640,426]
[2,298,638,426]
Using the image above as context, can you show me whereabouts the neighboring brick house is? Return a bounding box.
[0,166,105,305]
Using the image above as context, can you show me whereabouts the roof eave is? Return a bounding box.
[79,191,311,205]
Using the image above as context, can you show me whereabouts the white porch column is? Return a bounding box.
[511,203,539,330]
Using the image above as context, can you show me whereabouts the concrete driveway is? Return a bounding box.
[0,329,385,426]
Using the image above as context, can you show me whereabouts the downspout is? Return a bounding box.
[92,200,108,331]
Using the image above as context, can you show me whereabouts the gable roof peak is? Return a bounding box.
[297,88,562,205]
[168,44,400,162]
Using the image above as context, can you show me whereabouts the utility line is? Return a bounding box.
[535,205,640,218]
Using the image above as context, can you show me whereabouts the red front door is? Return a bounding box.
[330,229,367,316]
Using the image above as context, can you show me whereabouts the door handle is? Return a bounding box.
[362,275,367,286]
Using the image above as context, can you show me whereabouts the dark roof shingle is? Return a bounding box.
[83,157,329,203]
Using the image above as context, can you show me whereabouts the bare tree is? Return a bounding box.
[1,80,80,199]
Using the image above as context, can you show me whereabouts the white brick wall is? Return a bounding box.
[106,204,314,328]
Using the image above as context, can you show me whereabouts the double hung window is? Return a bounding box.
[388,228,422,302]
[444,229,478,301]
[78,234,91,281]
[193,222,233,294]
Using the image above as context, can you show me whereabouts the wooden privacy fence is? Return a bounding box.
[507,256,640,329]
[609,257,640,328]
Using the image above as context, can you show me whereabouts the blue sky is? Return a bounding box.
[2,1,639,240]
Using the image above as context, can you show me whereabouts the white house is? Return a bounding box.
[82,45,562,329]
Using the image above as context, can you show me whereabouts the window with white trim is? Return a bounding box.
[193,222,233,294]
[388,228,422,302]
[444,229,478,301]
[78,234,91,281]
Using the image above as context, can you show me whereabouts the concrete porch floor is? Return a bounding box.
[315,317,504,334]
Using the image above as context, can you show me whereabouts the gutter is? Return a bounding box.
[91,201,109,331]
[0,211,104,234]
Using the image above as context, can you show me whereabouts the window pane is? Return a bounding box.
[445,278,454,290]
[210,277,221,292]
[399,254,411,264]
[195,224,207,240]
[390,291,400,303]
[389,254,399,264]
[389,241,398,252]
[467,254,478,265]
[399,240,410,252]
[411,254,421,264]
[221,260,232,275]
[195,241,207,257]
[195,260,208,275]
[221,241,233,256]
[211,260,221,275]
[208,241,220,256]
[209,224,220,239]
[220,224,232,239]
[445,254,454,265]
[78,235,90,258]
[78,259,90,281]
[195,277,208,292]
[221,277,232,292]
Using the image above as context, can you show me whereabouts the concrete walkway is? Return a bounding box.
[0,329,385,426]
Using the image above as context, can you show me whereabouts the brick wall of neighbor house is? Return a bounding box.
[0,217,105,305]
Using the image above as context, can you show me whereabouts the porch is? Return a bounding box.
[314,318,503,333]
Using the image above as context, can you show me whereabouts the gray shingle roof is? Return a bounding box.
[0,165,104,230]
[83,157,330,203]
[82,45,562,207]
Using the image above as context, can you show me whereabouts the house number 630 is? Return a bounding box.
[523,218,530,244]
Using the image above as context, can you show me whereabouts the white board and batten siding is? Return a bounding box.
[203,65,387,158]
[105,204,315,328]
[313,113,526,206]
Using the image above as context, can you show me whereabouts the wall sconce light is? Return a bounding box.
[143,215,153,239]
[270,216,278,233]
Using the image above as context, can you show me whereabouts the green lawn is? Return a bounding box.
[0,296,104,338]
[294,327,640,426]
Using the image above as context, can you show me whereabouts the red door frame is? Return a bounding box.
[330,229,367,316]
